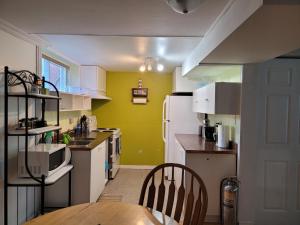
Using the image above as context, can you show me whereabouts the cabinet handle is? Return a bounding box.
[205,98,209,101]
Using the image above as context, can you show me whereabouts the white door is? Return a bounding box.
[254,59,300,225]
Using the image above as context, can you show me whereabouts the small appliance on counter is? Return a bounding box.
[204,126,215,141]
[86,115,97,132]
[217,125,230,148]
[18,144,71,178]
[200,114,215,141]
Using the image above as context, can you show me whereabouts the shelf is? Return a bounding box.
[8,165,73,186]
[19,143,66,154]
[8,92,61,99]
[8,126,61,136]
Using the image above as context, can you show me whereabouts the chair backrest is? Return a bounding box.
[139,163,208,225]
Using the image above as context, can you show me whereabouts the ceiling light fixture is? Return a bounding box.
[139,57,164,72]
[139,64,146,72]
[165,0,204,14]
[147,64,152,71]
[157,64,164,72]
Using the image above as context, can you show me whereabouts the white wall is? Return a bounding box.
[238,64,258,225]
[0,28,37,225]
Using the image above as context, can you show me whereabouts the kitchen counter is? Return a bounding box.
[175,134,236,154]
[174,134,236,220]
[68,131,112,151]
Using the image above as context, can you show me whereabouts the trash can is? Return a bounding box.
[220,177,239,225]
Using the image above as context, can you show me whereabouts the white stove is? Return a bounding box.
[96,127,121,179]
[97,128,120,135]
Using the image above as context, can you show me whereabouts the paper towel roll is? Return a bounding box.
[217,125,229,148]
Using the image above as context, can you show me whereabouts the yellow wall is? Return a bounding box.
[92,71,172,165]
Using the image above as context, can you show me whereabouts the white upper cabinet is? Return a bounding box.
[193,82,241,115]
[172,67,198,93]
[80,65,107,97]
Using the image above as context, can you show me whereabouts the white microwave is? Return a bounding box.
[18,144,71,178]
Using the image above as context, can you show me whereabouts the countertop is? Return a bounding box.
[68,131,112,151]
[175,134,236,154]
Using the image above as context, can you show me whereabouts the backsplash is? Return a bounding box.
[208,114,240,143]
[45,110,91,132]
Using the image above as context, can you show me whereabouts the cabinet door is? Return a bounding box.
[90,142,106,202]
[186,154,236,216]
[205,83,216,114]
[193,86,211,114]
[193,88,204,112]
[80,66,99,91]
[98,67,106,93]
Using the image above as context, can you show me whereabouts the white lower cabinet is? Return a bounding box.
[90,142,106,202]
[174,138,236,222]
[71,140,107,204]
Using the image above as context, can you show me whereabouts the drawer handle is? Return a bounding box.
[205,98,209,101]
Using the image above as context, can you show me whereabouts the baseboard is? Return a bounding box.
[119,165,156,170]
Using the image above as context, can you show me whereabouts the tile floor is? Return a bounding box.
[99,169,219,225]
[99,169,151,204]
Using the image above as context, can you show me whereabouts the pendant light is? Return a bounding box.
[165,0,205,14]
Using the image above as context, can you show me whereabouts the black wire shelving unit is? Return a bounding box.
[3,66,73,225]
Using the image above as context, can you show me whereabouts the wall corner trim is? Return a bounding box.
[0,18,50,47]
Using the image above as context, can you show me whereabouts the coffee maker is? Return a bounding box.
[199,114,215,141]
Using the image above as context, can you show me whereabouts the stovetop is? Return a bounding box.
[98,128,118,131]
[96,128,120,135]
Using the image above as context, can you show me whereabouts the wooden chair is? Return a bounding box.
[139,163,208,225]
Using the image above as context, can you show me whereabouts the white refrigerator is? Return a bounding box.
[162,95,199,170]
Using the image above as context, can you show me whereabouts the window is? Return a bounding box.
[41,55,68,92]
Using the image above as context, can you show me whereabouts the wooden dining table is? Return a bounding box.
[24,201,180,225]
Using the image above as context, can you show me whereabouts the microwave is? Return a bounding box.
[18,144,71,178]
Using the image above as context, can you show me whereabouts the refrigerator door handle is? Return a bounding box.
[162,98,167,142]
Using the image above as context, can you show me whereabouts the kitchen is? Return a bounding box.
[0,1,300,225]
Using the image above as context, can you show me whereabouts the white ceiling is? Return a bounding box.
[40,35,202,72]
[0,0,230,72]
